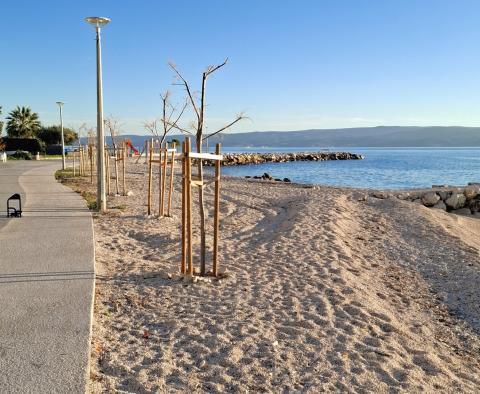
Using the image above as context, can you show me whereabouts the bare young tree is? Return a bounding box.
[74,122,87,146]
[168,59,247,275]
[87,127,96,147]
[143,90,189,146]
[105,116,123,195]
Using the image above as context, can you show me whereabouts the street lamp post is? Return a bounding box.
[56,101,66,170]
[85,16,110,212]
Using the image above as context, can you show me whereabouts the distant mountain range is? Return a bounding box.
[83,126,480,148]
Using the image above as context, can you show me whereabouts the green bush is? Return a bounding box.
[11,150,33,160]
[3,137,44,153]
[37,126,78,145]
[45,145,64,155]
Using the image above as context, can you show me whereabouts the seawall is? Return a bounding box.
[203,151,364,166]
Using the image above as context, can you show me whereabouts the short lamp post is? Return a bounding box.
[56,101,66,170]
[85,16,110,212]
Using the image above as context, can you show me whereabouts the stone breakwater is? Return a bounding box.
[203,151,364,166]
[368,183,480,217]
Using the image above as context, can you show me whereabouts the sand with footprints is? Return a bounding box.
[63,160,480,393]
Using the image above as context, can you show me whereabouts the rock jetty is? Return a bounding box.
[368,183,480,217]
[203,151,363,166]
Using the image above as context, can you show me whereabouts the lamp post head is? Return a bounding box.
[85,17,110,28]
[56,101,64,107]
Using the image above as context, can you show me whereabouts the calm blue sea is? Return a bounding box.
[210,147,480,189]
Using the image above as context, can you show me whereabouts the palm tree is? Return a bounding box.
[0,106,4,135]
[6,106,41,138]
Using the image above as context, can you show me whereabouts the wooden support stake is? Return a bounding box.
[186,138,193,276]
[122,140,127,195]
[80,147,83,176]
[85,146,87,176]
[144,140,149,164]
[83,146,87,176]
[89,146,94,184]
[213,143,221,276]
[105,147,111,195]
[158,141,163,216]
[167,142,176,216]
[79,148,83,176]
[147,140,153,215]
[113,145,119,195]
[181,141,186,274]
[161,143,168,216]
[73,151,76,177]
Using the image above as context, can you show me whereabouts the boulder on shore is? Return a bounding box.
[454,207,472,216]
[433,201,447,211]
[391,182,480,217]
[396,192,410,200]
[464,185,480,200]
[445,193,467,210]
[421,192,440,207]
[438,191,449,201]
[373,191,390,199]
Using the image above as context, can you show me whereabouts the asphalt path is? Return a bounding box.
[0,160,95,393]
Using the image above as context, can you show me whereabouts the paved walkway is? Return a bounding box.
[0,160,95,393]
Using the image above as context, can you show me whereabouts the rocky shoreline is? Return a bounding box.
[244,172,291,183]
[203,151,363,166]
[369,183,480,217]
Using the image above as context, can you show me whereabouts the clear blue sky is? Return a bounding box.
[1,1,480,135]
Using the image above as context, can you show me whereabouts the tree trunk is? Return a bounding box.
[112,139,119,195]
[196,134,207,275]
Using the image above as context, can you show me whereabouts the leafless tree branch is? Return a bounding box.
[105,117,124,144]
[143,119,161,138]
[202,114,248,141]
[204,58,228,77]
[168,62,200,121]
[145,92,190,144]
[162,118,192,135]
[166,100,188,133]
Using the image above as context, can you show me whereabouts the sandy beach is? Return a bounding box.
[61,159,480,393]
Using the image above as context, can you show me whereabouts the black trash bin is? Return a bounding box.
[7,194,22,218]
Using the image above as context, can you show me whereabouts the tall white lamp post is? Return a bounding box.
[85,16,110,212]
[56,101,66,170]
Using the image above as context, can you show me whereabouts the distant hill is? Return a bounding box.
[83,126,480,148]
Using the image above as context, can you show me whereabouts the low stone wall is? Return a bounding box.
[370,183,480,217]
[203,151,364,166]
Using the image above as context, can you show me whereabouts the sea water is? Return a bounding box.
[212,147,480,189]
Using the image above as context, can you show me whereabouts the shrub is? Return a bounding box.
[37,126,78,145]
[3,137,43,153]
[45,145,63,155]
[11,150,33,160]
